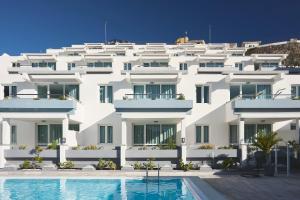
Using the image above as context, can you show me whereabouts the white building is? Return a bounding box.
[0,41,299,169]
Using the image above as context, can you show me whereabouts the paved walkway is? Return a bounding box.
[204,174,300,200]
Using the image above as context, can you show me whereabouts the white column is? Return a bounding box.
[120,120,127,167]
[62,117,69,144]
[59,118,69,163]
[296,118,300,144]
[181,119,187,164]
[0,120,10,168]
[239,118,247,165]
[1,119,10,145]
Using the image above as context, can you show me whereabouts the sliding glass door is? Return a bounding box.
[161,125,176,144]
[146,125,160,144]
[37,86,48,99]
[242,84,256,99]
[257,85,271,99]
[65,85,79,100]
[161,85,176,99]
[49,124,62,143]
[146,85,160,100]
[37,125,48,145]
[49,84,64,99]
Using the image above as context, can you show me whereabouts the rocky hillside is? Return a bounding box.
[245,41,300,66]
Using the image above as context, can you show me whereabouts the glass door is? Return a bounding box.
[37,125,48,145]
[242,84,256,99]
[146,84,160,100]
[257,85,271,99]
[37,85,48,99]
[49,84,64,99]
[49,124,62,143]
[133,85,144,99]
[161,124,176,144]
[146,125,160,144]
[245,124,256,143]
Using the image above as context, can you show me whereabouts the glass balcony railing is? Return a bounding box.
[123,93,185,100]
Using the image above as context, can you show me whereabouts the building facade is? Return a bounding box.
[0,41,299,168]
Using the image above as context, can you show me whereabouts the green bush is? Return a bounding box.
[20,160,32,169]
[18,145,27,150]
[143,158,156,170]
[198,144,214,149]
[34,156,43,163]
[179,159,193,171]
[83,145,100,150]
[221,158,237,170]
[133,161,143,170]
[35,146,43,153]
[97,159,107,170]
[60,160,74,169]
[47,140,59,150]
[72,145,81,150]
[107,160,117,170]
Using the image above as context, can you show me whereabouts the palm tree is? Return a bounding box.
[253,132,282,176]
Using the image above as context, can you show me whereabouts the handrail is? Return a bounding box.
[230,94,299,101]
[124,93,182,100]
[3,94,81,103]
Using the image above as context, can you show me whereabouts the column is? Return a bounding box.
[62,117,69,144]
[296,118,300,144]
[181,119,187,164]
[0,120,11,168]
[60,118,69,163]
[239,118,247,165]
[120,120,127,167]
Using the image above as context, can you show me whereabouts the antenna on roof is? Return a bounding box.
[104,21,107,44]
[208,24,212,43]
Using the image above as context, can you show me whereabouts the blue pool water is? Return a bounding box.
[0,178,196,200]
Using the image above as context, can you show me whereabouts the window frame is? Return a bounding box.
[196,85,210,103]
[99,125,113,144]
[195,125,209,144]
[99,85,113,103]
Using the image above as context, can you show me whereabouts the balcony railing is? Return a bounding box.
[123,93,184,100]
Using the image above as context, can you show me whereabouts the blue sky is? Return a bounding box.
[0,0,299,55]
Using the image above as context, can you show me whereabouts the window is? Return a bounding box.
[291,123,296,130]
[133,84,176,100]
[254,62,279,70]
[257,124,272,134]
[143,62,168,67]
[196,86,209,103]
[235,63,243,71]
[69,124,80,132]
[133,124,176,145]
[68,63,76,70]
[32,62,56,70]
[244,124,272,143]
[87,62,112,68]
[4,86,17,98]
[291,85,300,99]
[199,62,224,68]
[179,63,188,71]
[99,85,113,103]
[229,125,238,144]
[11,125,17,145]
[39,84,79,100]
[12,62,20,67]
[37,85,48,99]
[123,63,132,71]
[231,84,272,100]
[99,126,113,144]
[37,124,62,145]
[195,125,209,143]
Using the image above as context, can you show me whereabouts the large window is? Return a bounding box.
[133,84,176,100]
[235,63,243,71]
[41,84,79,100]
[99,85,113,103]
[68,63,76,70]
[196,86,209,103]
[199,62,224,68]
[230,84,271,100]
[32,62,56,70]
[87,61,112,68]
[133,124,176,145]
[37,124,62,145]
[143,62,168,67]
[195,125,209,143]
[229,125,238,144]
[245,124,271,143]
[179,63,188,71]
[3,86,17,98]
[291,85,300,99]
[99,125,113,144]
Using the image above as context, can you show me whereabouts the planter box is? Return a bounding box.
[66,150,118,159]
[187,149,237,158]
[126,149,178,159]
[4,149,57,158]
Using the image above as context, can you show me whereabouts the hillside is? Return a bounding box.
[245,41,300,66]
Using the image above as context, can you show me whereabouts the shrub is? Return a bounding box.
[58,95,67,100]
[97,159,107,170]
[198,144,214,149]
[35,146,43,154]
[177,93,185,100]
[34,156,43,163]
[133,161,143,170]
[72,145,81,150]
[60,160,74,169]
[143,158,156,170]
[179,159,193,171]
[159,138,177,150]
[83,145,99,150]
[47,140,59,150]
[20,160,32,169]
[218,145,236,149]
[19,145,27,150]
[107,160,117,170]
[221,158,237,170]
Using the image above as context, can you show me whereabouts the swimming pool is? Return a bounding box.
[0,178,198,200]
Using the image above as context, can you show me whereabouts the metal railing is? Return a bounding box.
[123,93,184,100]
[232,94,299,101]
[3,93,80,102]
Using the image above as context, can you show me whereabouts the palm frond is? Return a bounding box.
[253,132,282,154]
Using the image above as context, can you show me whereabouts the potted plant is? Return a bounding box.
[253,132,282,176]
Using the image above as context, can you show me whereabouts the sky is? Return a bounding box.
[0,0,299,55]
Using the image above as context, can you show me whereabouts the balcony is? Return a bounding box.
[114,94,193,112]
[232,94,300,112]
[0,95,77,112]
